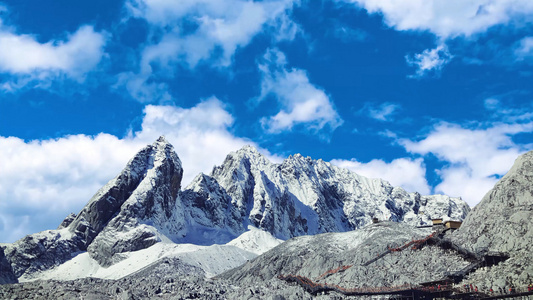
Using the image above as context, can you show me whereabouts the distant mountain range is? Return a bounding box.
[0,137,470,284]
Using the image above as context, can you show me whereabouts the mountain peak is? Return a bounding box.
[218,145,271,169]
[234,145,263,157]
[154,135,170,146]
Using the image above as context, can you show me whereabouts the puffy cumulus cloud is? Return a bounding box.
[119,0,299,102]
[0,134,141,243]
[330,157,430,194]
[399,122,533,206]
[0,98,278,243]
[406,44,453,77]
[341,0,533,39]
[0,24,107,90]
[257,48,343,135]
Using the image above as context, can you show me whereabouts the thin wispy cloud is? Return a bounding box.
[359,102,401,121]
[514,36,533,62]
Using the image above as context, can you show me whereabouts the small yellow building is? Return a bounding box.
[445,220,462,229]
[432,218,443,226]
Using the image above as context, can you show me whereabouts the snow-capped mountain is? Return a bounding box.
[1,137,469,282]
[207,145,469,239]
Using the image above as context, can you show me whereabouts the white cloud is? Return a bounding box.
[483,97,533,122]
[0,24,107,85]
[514,36,533,61]
[399,122,533,206]
[0,98,278,243]
[406,44,453,77]
[341,0,533,76]
[360,102,400,121]
[342,0,533,39]
[257,48,343,134]
[133,98,263,182]
[0,134,141,243]
[120,0,298,102]
[331,157,430,194]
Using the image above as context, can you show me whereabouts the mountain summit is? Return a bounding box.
[1,138,470,281]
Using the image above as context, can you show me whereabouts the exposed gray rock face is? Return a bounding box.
[452,150,533,291]
[87,136,185,266]
[56,213,76,230]
[0,247,17,284]
[73,136,183,247]
[2,229,86,278]
[220,222,469,289]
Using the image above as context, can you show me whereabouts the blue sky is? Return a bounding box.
[1,0,532,243]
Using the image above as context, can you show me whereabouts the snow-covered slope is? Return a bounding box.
[227,226,283,255]
[2,138,470,282]
[19,242,256,282]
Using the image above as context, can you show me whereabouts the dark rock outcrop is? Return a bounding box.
[57,213,76,230]
[86,136,184,266]
[0,247,17,284]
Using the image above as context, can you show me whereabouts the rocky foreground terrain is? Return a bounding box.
[2,139,532,299]
[451,150,533,291]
